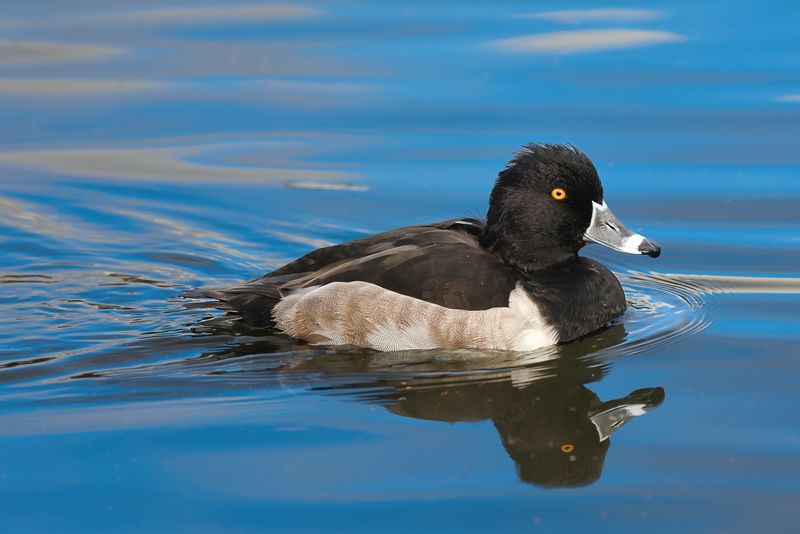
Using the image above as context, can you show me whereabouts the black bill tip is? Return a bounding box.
[639,238,661,258]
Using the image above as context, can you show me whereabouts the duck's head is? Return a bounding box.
[480,143,660,272]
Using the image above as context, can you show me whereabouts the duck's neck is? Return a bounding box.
[478,230,578,273]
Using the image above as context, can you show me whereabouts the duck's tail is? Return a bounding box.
[183,273,305,328]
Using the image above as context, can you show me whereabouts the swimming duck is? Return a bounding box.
[204,143,660,351]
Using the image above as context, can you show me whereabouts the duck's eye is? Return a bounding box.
[560,443,575,453]
[551,188,567,201]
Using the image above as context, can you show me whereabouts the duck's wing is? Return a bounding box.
[279,224,520,311]
[263,218,485,279]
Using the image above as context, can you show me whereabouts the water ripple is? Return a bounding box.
[0,267,732,397]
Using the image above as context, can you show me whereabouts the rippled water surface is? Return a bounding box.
[1,1,800,532]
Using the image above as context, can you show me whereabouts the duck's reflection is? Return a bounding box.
[381,376,663,488]
[193,322,665,488]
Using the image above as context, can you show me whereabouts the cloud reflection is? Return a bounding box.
[0,78,174,96]
[262,230,335,249]
[76,4,321,26]
[114,209,261,261]
[244,80,374,107]
[487,29,686,54]
[0,141,357,184]
[522,9,665,24]
[0,4,321,29]
[0,78,372,106]
[641,273,800,295]
[0,195,76,239]
[0,39,123,65]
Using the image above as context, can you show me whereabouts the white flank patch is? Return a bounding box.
[365,320,440,352]
[272,282,558,352]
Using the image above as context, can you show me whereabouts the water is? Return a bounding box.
[1,1,799,532]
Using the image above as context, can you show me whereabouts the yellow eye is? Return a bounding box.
[560,443,575,453]
[551,188,567,201]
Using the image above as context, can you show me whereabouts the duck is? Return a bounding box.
[202,143,661,351]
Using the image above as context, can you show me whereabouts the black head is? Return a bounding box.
[480,144,604,271]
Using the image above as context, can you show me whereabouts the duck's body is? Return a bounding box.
[202,144,660,351]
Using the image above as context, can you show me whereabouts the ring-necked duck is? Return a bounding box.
[202,143,660,351]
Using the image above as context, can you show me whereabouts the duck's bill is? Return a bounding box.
[584,201,661,258]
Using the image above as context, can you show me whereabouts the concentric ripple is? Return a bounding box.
[609,270,712,359]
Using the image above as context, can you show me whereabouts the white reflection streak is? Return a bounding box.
[0,78,373,104]
[284,181,369,192]
[656,272,800,295]
[0,39,123,65]
[0,79,174,96]
[0,195,145,244]
[777,95,800,102]
[0,398,260,436]
[486,29,686,54]
[0,196,75,238]
[115,209,259,261]
[262,230,335,249]
[78,4,321,25]
[248,80,374,106]
[522,9,664,24]
[0,145,355,183]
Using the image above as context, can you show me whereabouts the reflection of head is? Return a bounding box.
[493,386,609,488]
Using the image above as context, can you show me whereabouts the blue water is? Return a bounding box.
[1,1,799,532]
